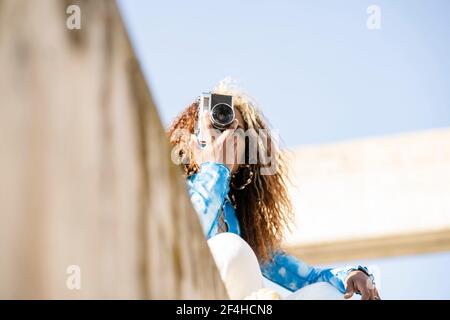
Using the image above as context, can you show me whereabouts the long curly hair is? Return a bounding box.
[167,79,293,263]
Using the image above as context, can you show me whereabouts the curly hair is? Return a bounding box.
[167,79,293,263]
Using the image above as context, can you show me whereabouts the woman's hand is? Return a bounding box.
[189,110,239,173]
[344,270,381,300]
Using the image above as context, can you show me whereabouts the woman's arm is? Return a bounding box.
[186,161,231,238]
[260,249,368,294]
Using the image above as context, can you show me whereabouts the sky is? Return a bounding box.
[118,0,450,148]
[117,0,450,299]
[322,251,450,300]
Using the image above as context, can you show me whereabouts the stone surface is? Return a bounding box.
[0,0,227,299]
[288,128,450,248]
[285,128,450,246]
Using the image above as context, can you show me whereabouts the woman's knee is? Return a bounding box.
[208,233,255,264]
[207,232,264,299]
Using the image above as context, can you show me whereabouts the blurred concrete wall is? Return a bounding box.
[285,128,450,263]
[0,0,227,299]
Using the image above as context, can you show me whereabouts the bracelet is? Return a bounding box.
[356,266,370,276]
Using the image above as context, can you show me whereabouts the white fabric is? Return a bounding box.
[207,232,355,300]
[262,276,294,298]
[207,232,264,299]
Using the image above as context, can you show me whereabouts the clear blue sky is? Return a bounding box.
[117,0,450,299]
[118,0,450,148]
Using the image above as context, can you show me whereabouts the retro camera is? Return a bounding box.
[195,92,235,147]
[201,92,235,130]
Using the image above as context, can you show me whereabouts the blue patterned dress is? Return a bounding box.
[187,162,369,293]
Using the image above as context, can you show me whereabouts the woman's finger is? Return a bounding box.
[197,110,214,145]
[373,288,381,300]
[359,285,371,300]
[215,119,239,148]
[207,120,237,166]
[344,279,355,299]
[369,288,377,300]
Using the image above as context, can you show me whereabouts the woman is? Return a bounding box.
[168,80,380,300]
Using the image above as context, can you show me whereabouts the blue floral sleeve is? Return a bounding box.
[186,162,231,238]
[260,250,360,293]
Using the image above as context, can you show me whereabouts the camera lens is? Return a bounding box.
[211,103,234,129]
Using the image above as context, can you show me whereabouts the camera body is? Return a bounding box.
[201,92,235,130]
[195,92,235,147]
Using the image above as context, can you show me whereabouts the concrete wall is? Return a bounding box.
[0,0,227,299]
[284,128,450,263]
